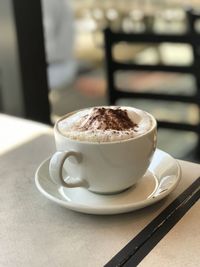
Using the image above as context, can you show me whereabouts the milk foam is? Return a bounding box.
[57,107,153,142]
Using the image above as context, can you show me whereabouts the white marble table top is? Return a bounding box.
[0,114,199,267]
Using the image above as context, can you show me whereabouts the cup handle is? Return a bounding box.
[49,151,88,188]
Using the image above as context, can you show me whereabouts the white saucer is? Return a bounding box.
[35,149,181,215]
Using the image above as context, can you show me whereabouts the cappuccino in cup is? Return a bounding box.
[49,106,157,194]
[58,106,153,142]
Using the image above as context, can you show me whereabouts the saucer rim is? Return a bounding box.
[35,149,181,215]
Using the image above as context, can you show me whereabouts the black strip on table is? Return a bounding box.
[105,177,200,267]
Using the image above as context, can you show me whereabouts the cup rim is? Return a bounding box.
[54,106,157,145]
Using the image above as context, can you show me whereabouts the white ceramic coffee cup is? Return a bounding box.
[49,108,157,194]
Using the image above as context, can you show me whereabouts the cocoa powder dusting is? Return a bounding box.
[76,107,137,131]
